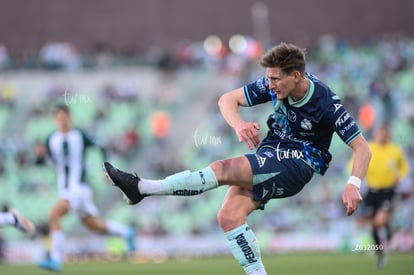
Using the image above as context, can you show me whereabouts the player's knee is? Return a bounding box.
[373,211,389,227]
[82,217,106,234]
[49,210,62,225]
[210,160,225,180]
[217,208,244,232]
[210,159,233,183]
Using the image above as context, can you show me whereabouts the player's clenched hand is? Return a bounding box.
[342,184,362,216]
[234,121,260,150]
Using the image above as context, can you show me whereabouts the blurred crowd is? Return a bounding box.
[0,35,413,253]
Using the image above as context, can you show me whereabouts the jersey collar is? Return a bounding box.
[288,77,314,107]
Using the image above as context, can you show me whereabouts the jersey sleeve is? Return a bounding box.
[326,102,361,145]
[242,76,273,106]
[36,134,55,166]
[396,146,410,179]
[82,131,107,159]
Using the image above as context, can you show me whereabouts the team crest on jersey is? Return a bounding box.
[287,110,297,122]
[301,118,312,130]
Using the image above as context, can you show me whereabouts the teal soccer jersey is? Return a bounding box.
[243,72,361,175]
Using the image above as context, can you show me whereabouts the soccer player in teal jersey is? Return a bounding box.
[104,42,372,275]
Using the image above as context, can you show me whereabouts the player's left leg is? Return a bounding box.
[217,150,313,274]
[38,199,69,272]
[372,208,392,268]
[215,153,307,274]
[218,186,267,275]
[372,189,395,269]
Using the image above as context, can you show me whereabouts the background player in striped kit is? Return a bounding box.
[36,104,136,272]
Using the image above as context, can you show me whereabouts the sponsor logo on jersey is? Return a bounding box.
[298,131,315,137]
[335,111,351,127]
[339,120,357,137]
[275,142,304,161]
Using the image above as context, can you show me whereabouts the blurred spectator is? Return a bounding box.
[358,103,376,138]
[39,42,82,71]
[0,44,9,70]
[150,110,171,142]
[369,77,395,125]
[109,127,140,159]
[0,82,16,107]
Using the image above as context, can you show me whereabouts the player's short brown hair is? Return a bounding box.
[260,42,306,75]
[54,104,70,115]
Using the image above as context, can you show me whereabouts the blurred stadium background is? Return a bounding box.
[0,0,413,271]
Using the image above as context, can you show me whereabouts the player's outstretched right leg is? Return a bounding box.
[103,162,146,205]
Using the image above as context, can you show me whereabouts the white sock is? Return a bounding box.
[50,230,65,262]
[106,220,129,238]
[0,212,16,226]
[138,179,164,195]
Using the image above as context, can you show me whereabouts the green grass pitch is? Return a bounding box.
[1,253,413,275]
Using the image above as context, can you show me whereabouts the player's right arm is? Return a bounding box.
[34,136,54,166]
[218,87,261,150]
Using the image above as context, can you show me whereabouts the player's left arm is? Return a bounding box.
[325,100,371,216]
[396,145,409,182]
[343,135,372,216]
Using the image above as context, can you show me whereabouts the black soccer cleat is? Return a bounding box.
[103,162,146,205]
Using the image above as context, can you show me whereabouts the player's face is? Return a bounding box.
[266,67,297,100]
[54,109,71,132]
